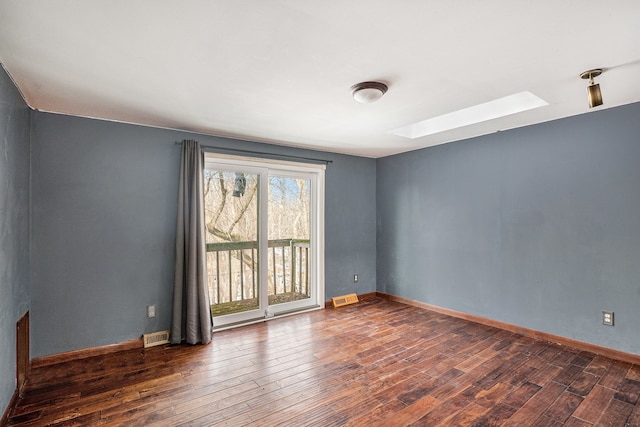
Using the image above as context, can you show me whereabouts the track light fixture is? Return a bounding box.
[580,69,603,108]
[351,81,388,103]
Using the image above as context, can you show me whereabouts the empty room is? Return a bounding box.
[2,1,640,426]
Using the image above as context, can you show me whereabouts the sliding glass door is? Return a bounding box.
[267,173,314,311]
[204,155,324,328]
[204,166,261,322]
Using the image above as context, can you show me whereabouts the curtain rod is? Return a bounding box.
[174,141,333,164]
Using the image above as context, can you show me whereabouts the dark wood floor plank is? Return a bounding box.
[571,352,596,368]
[540,390,584,423]
[373,395,441,427]
[468,402,518,427]
[322,387,379,422]
[599,359,631,389]
[584,355,613,377]
[572,384,615,423]
[429,360,501,402]
[499,379,566,426]
[628,365,640,382]
[408,392,474,426]
[564,417,594,427]
[500,381,542,409]
[342,398,406,427]
[553,363,586,386]
[568,371,599,397]
[614,378,640,404]
[7,296,640,427]
[433,402,488,427]
[595,396,634,426]
[527,363,563,386]
[464,382,514,409]
[529,414,564,427]
[625,403,640,427]
[523,344,562,368]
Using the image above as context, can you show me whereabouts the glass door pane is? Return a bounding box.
[203,169,260,318]
[268,175,312,308]
[204,154,324,329]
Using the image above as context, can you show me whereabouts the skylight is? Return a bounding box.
[389,91,548,139]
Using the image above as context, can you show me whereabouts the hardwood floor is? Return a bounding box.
[7,296,640,426]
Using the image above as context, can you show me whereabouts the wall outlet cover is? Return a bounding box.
[602,310,614,326]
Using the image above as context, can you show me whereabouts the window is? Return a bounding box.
[203,154,325,328]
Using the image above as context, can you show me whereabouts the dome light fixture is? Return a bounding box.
[580,68,604,108]
[351,81,388,103]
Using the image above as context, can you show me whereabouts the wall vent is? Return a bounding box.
[332,293,359,308]
[143,330,170,348]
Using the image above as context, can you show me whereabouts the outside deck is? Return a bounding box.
[206,238,310,316]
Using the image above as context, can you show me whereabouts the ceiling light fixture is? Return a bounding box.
[351,81,388,103]
[580,69,604,108]
[389,91,548,139]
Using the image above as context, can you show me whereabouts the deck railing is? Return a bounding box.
[206,239,310,306]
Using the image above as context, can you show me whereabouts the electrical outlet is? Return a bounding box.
[602,310,614,326]
[147,305,156,318]
[354,274,358,283]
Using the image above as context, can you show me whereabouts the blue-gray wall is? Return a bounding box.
[29,112,376,358]
[0,67,31,416]
[377,102,640,355]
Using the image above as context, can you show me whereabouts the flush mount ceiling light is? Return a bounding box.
[351,81,388,103]
[389,91,548,139]
[580,68,604,108]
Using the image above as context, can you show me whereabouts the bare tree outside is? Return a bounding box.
[204,168,311,317]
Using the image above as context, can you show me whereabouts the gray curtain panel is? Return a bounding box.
[171,140,212,345]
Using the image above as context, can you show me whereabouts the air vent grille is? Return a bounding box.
[143,330,170,348]
[332,293,359,308]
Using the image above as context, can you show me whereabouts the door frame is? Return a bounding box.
[204,153,325,329]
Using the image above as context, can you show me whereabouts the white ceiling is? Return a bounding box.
[1,1,639,158]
